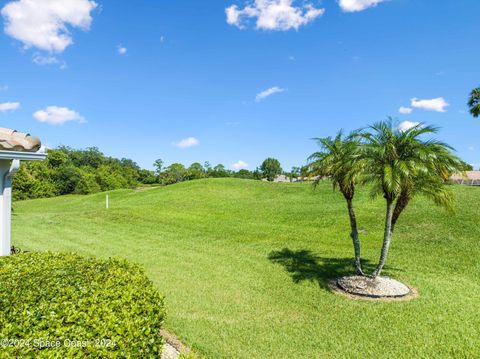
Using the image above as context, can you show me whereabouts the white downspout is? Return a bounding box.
[0,159,20,256]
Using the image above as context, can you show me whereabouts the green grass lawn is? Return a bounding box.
[12,179,480,358]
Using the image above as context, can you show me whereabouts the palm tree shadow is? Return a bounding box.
[268,248,377,290]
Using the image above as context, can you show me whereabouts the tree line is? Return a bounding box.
[12,146,300,201]
[13,86,477,201]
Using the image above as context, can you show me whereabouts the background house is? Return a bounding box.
[451,171,480,186]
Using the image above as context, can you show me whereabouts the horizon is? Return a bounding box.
[0,0,479,171]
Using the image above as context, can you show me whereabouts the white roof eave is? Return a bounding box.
[0,150,47,161]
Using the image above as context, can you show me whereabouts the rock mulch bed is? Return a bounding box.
[331,275,417,301]
[161,343,180,359]
[160,329,191,359]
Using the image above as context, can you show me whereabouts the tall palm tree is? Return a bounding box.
[468,87,480,117]
[308,132,364,275]
[391,142,463,232]
[359,120,463,277]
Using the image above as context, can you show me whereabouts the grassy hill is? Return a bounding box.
[12,178,480,358]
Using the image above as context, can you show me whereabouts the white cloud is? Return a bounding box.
[118,46,127,55]
[255,86,285,102]
[32,54,66,68]
[411,97,449,113]
[33,54,59,65]
[1,0,97,53]
[468,146,475,151]
[226,0,325,31]
[339,0,386,12]
[173,137,199,149]
[33,106,85,125]
[231,160,249,170]
[399,106,413,115]
[0,101,20,112]
[398,121,421,132]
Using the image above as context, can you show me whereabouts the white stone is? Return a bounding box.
[336,275,411,298]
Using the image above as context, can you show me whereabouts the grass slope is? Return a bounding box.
[12,179,480,358]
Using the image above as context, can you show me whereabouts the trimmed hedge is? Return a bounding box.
[0,252,166,358]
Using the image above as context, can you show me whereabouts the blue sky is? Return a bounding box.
[0,0,479,171]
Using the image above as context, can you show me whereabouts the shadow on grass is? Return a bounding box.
[268,248,378,290]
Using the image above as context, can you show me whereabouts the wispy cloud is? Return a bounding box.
[411,97,449,112]
[32,54,66,68]
[399,106,413,115]
[173,137,199,149]
[0,85,8,91]
[118,46,127,55]
[33,106,85,125]
[255,86,285,102]
[0,101,20,112]
[1,0,97,53]
[231,160,248,170]
[33,55,60,65]
[339,0,386,12]
[226,0,324,31]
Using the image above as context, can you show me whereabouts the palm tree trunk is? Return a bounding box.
[372,198,394,278]
[391,192,410,233]
[346,198,363,275]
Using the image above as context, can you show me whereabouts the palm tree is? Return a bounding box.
[308,132,364,275]
[359,120,463,277]
[468,87,480,117]
[391,142,463,232]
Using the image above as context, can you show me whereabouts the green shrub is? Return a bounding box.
[74,171,101,195]
[0,252,166,358]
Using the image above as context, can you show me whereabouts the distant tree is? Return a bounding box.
[46,150,69,168]
[70,147,104,168]
[13,161,57,200]
[162,163,186,184]
[138,169,157,184]
[252,167,262,180]
[189,162,204,172]
[204,161,212,172]
[75,171,101,194]
[234,169,254,179]
[187,162,206,180]
[288,166,301,182]
[154,159,164,175]
[120,158,140,171]
[54,165,83,195]
[260,158,282,182]
[468,87,480,117]
[14,146,154,200]
[210,164,229,178]
[96,165,130,191]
